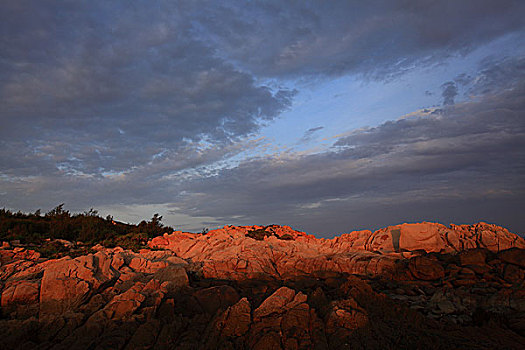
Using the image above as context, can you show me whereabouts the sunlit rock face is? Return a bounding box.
[149,222,525,281]
[1,222,525,349]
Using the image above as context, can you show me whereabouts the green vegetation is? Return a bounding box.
[102,232,149,252]
[246,227,294,241]
[279,233,294,240]
[0,205,173,254]
[246,228,271,241]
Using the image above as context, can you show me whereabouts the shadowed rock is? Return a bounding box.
[0,221,524,349]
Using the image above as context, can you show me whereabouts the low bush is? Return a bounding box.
[0,206,173,248]
[246,228,271,241]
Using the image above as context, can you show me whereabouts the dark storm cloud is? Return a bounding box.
[441,82,458,106]
[0,0,294,179]
[0,137,265,212]
[1,1,524,233]
[196,0,525,78]
[2,0,522,180]
[468,56,525,95]
[171,70,525,235]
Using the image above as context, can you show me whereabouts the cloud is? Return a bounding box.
[169,69,525,235]
[441,81,458,105]
[2,1,522,182]
[307,126,324,133]
[195,0,525,78]
[0,1,295,180]
[298,126,324,144]
[468,56,525,95]
[1,1,524,235]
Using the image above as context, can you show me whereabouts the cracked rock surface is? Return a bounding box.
[0,222,524,349]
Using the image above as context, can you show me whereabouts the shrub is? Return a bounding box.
[104,232,149,252]
[246,228,272,241]
[0,205,165,247]
[36,241,70,259]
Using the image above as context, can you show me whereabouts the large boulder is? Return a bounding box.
[40,256,97,314]
[459,249,487,266]
[498,248,525,268]
[1,280,40,308]
[1,280,40,317]
[247,287,322,349]
[253,287,303,319]
[215,297,252,337]
[103,281,146,319]
[194,285,239,315]
[325,297,368,334]
[408,256,445,281]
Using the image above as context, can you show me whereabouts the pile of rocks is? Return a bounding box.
[0,222,523,349]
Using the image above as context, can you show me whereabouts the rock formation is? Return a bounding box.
[0,222,524,349]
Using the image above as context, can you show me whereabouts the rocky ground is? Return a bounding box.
[0,222,524,349]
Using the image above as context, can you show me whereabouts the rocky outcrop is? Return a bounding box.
[0,221,524,349]
[329,222,525,253]
[147,222,524,282]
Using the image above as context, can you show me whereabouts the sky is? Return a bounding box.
[1,0,525,237]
